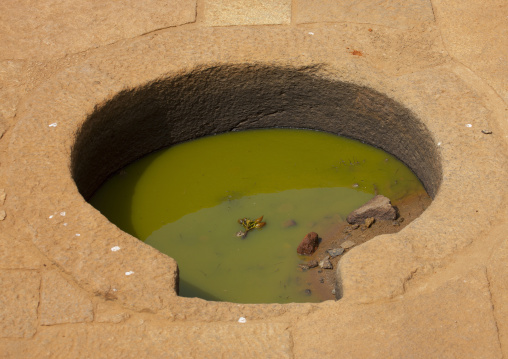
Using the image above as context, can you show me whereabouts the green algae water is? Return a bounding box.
[90,129,426,304]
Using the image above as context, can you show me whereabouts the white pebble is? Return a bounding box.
[238,317,246,323]
[125,271,134,276]
[437,142,442,146]
[308,32,314,35]
[63,223,67,226]
[466,124,472,128]
[49,123,57,127]
[49,215,54,219]
[60,212,66,216]
[75,233,80,237]
[111,246,121,252]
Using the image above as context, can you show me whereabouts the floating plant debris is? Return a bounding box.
[236,215,266,238]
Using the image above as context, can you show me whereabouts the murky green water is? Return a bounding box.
[90,129,426,304]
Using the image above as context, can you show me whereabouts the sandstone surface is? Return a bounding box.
[0,0,506,358]
[204,0,291,26]
[294,0,435,28]
[40,270,94,325]
[0,271,40,338]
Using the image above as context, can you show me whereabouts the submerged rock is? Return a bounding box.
[297,232,319,255]
[283,219,297,228]
[346,195,397,224]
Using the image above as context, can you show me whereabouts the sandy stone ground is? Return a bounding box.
[0,0,507,358]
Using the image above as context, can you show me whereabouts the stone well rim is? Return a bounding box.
[8,26,506,316]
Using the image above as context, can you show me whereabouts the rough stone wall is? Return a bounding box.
[72,65,441,200]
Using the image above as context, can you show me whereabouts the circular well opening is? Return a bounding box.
[71,64,442,302]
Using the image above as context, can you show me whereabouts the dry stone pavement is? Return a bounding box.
[0,0,507,358]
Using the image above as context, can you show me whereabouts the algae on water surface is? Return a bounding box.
[91,129,426,303]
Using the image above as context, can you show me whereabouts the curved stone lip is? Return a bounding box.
[8,26,506,317]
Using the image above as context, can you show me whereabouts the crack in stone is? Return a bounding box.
[35,273,42,336]
[402,267,420,294]
[485,267,504,358]
[295,20,401,30]
[428,0,437,22]
[195,0,205,24]
[287,324,296,358]
[14,20,198,65]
